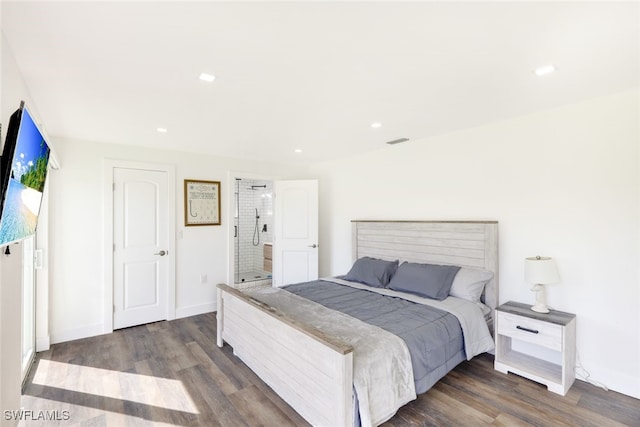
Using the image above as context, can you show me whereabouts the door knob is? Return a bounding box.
[308,244,318,248]
[155,250,167,256]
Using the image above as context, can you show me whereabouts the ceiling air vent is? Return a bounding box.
[385,138,410,145]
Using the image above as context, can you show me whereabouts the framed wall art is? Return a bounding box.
[184,179,221,226]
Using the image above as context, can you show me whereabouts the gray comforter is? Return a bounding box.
[245,286,415,427]
[284,279,466,394]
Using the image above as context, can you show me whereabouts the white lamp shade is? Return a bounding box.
[524,256,560,284]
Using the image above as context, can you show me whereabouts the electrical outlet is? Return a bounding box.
[200,274,207,284]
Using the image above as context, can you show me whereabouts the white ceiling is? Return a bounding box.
[2,1,639,164]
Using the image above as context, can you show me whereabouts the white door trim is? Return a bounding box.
[103,159,176,333]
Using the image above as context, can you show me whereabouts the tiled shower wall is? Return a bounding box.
[234,179,273,280]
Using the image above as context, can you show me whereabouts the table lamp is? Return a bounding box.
[524,256,560,313]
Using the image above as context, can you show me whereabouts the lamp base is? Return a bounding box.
[531,304,550,314]
[530,283,550,314]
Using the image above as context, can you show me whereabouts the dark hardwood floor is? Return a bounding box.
[22,313,639,426]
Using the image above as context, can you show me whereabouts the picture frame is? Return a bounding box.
[184,179,221,226]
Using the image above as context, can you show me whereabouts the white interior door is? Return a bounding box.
[113,167,169,329]
[273,180,318,287]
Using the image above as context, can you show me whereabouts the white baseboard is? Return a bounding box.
[175,301,217,319]
[50,323,105,345]
[49,305,216,345]
[36,335,50,352]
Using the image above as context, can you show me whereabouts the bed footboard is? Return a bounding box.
[216,284,354,427]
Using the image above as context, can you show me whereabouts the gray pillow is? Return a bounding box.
[344,257,399,288]
[388,262,461,300]
[449,267,493,303]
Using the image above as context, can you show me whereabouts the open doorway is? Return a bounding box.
[233,177,273,288]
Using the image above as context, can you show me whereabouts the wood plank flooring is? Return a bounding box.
[21,313,639,426]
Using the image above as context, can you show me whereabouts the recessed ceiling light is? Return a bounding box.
[199,73,216,82]
[534,64,556,76]
[294,149,303,153]
[156,127,167,133]
[371,122,382,128]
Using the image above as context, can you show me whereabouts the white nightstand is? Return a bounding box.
[494,301,576,395]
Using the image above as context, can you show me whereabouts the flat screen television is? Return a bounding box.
[0,103,51,247]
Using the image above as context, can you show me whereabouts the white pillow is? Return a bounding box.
[449,267,493,303]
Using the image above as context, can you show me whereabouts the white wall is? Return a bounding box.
[0,25,46,425]
[0,241,22,427]
[47,138,304,343]
[2,31,52,354]
[308,89,640,398]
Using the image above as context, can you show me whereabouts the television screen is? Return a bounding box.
[0,105,51,247]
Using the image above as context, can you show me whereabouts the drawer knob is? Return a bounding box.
[516,325,539,334]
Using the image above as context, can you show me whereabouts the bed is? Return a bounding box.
[216,220,499,426]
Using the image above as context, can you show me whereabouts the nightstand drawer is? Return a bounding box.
[497,312,562,351]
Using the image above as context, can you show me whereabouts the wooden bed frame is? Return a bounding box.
[217,220,498,426]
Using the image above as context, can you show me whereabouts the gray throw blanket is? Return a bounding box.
[246,287,416,427]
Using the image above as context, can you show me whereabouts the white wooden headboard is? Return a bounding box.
[351,220,499,311]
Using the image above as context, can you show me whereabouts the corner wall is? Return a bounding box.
[308,88,640,398]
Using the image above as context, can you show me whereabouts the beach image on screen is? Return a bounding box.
[0,108,50,245]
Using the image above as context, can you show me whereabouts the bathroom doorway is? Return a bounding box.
[234,177,273,287]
